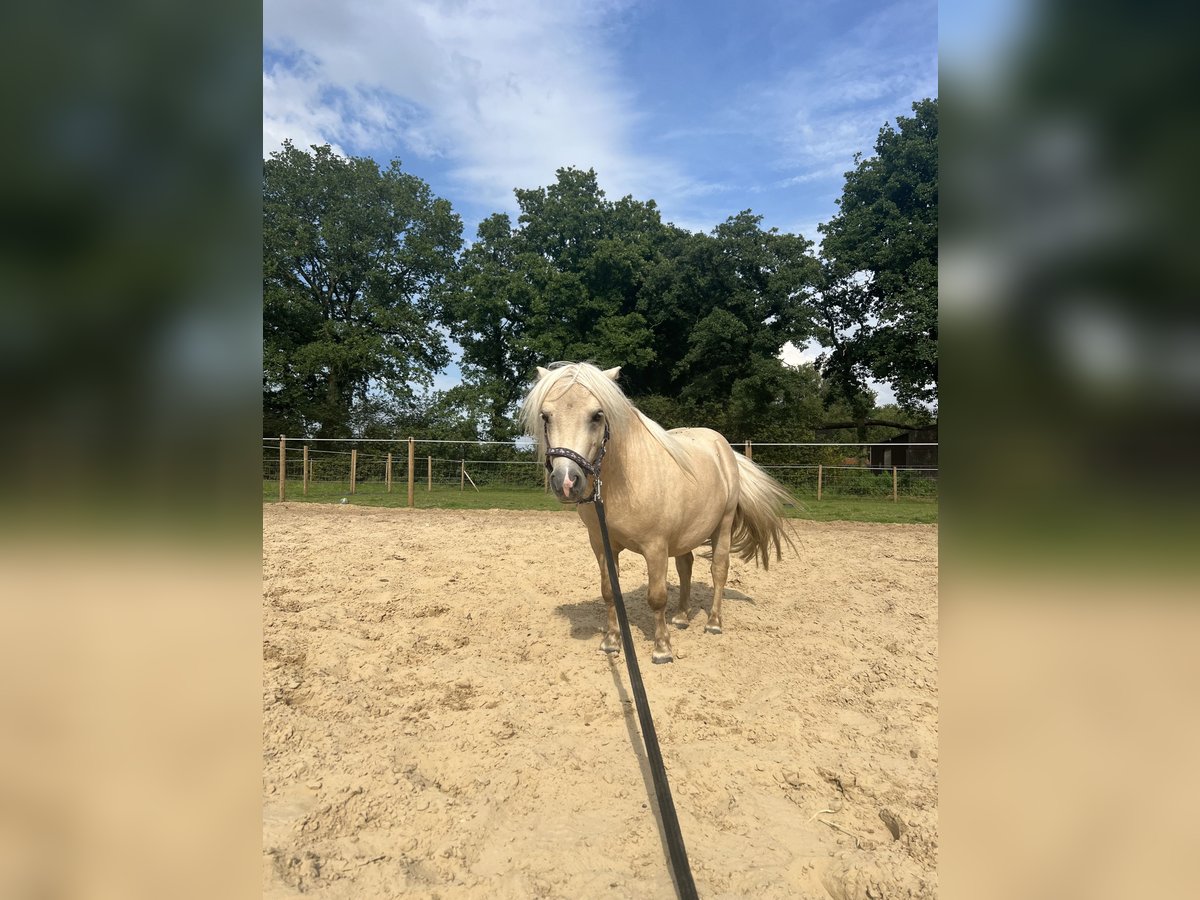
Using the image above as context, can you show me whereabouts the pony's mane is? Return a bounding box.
[520,362,695,477]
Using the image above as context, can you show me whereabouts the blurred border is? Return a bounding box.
[942,1,1200,896]
[0,2,262,898]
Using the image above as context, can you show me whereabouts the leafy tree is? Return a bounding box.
[441,168,664,437]
[809,261,878,440]
[435,212,538,439]
[819,98,938,410]
[441,168,822,438]
[263,141,462,437]
[657,213,819,408]
[512,170,663,378]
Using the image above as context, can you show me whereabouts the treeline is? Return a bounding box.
[264,99,937,444]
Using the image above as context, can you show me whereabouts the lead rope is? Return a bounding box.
[594,495,699,900]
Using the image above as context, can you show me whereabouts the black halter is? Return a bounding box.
[543,418,610,504]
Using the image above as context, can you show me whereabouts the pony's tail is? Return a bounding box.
[731,453,797,569]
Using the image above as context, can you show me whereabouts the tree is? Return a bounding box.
[661,212,819,408]
[441,167,823,438]
[441,168,664,437]
[809,261,878,440]
[435,212,538,439]
[819,98,938,410]
[263,141,462,437]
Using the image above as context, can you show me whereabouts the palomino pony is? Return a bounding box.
[522,362,795,663]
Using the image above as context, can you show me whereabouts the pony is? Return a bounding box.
[521,362,795,663]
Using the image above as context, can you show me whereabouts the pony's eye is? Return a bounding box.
[540,412,549,422]
[592,411,604,422]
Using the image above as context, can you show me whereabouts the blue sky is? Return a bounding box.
[264,0,937,401]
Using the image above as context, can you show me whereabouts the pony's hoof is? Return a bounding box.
[651,651,674,664]
[600,643,620,655]
[671,616,689,629]
[704,623,723,635]
[600,635,621,654]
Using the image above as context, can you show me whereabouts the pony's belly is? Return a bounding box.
[602,508,721,558]
[665,509,726,556]
[668,527,719,557]
[598,481,731,557]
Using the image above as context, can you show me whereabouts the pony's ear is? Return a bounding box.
[602,366,621,382]
[536,366,551,380]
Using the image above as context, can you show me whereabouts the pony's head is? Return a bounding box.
[521,362,629,503]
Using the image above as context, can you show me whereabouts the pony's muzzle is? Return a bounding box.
[549,459,587,503]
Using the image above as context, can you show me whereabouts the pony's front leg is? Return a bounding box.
[590,537,623,654]
[645,546,674,664]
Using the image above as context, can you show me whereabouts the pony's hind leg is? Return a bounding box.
[671,551,694,628]
[706,512,735,634]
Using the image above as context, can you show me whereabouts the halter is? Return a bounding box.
[543,417,610,504]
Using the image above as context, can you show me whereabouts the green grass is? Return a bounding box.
[265,480,937,524]
[781,496,938,525]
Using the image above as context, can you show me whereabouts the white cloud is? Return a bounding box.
[758,1,937,175]
[775,164,850,188]
[262,0,935,239]
[263,0,694,214]
[262,69,347,158]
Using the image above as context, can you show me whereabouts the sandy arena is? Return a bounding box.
[263,504,938,899]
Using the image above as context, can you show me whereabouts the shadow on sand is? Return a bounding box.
[553,582,754,643]
[574,586,753,897]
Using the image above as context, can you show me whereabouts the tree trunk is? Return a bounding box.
[317,368,352,437]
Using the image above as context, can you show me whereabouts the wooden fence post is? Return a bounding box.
[386,453,392,492]
[427,455,432,491]
[278,435,286,501]
[407,437,415,508]
[745,440,752,461]
[461,460,465,492]
[817,463,823,501]
[349,448,357,495]
[302,445,309,496]
[892,466,898,503]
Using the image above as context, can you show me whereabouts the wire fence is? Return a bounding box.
[263,436,938,505]
[762,463,938,500]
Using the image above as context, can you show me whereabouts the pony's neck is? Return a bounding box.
[599,409,650,494]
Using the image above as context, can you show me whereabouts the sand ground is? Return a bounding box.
[263,504,938,899]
